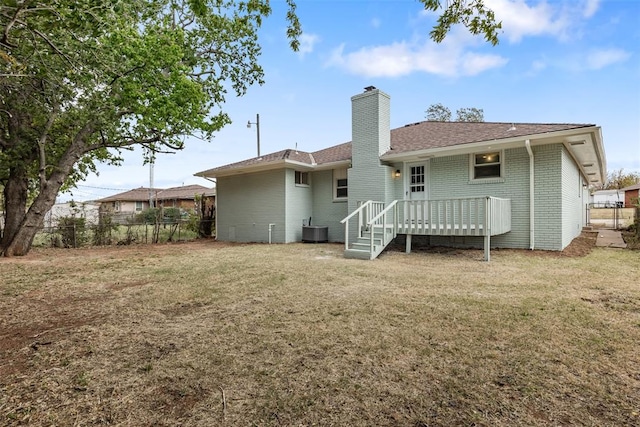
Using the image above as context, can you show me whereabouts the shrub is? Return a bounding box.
[57,216,87,248]
[92,212,119,246]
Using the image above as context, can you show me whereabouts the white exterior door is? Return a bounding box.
[405,162,428,227]
[408,163,427,200]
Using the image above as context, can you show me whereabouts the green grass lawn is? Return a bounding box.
[1,241,638,426]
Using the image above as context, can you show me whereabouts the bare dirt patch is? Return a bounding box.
[1,240,639,426]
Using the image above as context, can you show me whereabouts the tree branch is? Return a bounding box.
[38,108,58,191]
[109,64,147,86]
[0,0,31,49]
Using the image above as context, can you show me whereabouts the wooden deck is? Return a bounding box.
[342,197,511,261]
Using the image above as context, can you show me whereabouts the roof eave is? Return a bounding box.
[381,126,601,162]
[194,158,317,178]
[310,159,351,171]
[381,125,606,185]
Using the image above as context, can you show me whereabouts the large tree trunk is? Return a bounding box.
[1,166,29,251]
[2,177,69,256]
[2,134,88,256]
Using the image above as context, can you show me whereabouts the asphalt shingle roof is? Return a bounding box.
[96,184,214,203]
[198,121,594,175]
[387,121,593,154]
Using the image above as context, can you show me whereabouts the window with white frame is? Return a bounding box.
[333,168,348,199]
[135,201,143,211]
[410,165,425,193]
[295,171,309,186]
[471,151,503,180]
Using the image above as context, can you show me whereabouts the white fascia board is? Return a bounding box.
[195,158,352,178]
[194,159,317,178]
[594,126,606,183]
[311,159,352,172]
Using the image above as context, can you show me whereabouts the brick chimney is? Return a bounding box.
[348,87,393,213]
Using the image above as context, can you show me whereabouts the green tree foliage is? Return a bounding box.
[421,0,501,46]
[456,107,484,122]
[0,0,301,255]
[426,104,485,122]
[602,168,640,190]
[1,0,500,256]
[426,103,452,121]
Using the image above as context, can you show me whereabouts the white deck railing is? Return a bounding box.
[341,197,511,261]
[396,197,511,236]
[339,200,385,251]
[367,200,398,254]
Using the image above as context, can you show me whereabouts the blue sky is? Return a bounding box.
[65,0,640,202]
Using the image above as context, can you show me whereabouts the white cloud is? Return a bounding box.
[486,0,601,43]
[586,48,631,70]
[297,33,320,58]
[326,34,507,78]
[460,53,509,76]
[486,0,571,43]
[583,0,600,18]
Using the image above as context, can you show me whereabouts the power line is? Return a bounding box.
[76,184,130,191]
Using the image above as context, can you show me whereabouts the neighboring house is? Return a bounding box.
[621,183,640,207]
[96,184,215,215]
[196,87,606,260]
[591,189,624,208]
[43,201,101,227]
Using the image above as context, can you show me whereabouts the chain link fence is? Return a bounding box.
[32,210,215,249]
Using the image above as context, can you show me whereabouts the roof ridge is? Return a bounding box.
[399,120,595,127]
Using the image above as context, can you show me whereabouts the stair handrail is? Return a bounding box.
[367,200,398,255]
[340,200,372,224]
[340,200,373,251]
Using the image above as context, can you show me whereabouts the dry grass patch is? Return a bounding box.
[1,241,639,426]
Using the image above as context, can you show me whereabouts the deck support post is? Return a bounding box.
[484,234,490,262]
[405,234,412,253]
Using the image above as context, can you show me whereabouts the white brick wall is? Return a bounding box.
[348,88,395,242]
[284,168,313,242]
[310,169,348,242]
[217,170,287,243]
[426,147,532,249]
[560,147,584,248]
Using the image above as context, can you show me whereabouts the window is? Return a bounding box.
[410,165,425,193]
[295,171,309,186]
[135,201,143,211]
[334,169,348,199]
[112,201,120,211]
[472,151,502,180]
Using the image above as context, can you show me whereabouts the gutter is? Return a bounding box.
[525,139,535,250]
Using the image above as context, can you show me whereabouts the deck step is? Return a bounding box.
[344,248,373,260]
[352,238,383,247]
[351,243,380,252]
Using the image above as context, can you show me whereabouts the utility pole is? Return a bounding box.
[247,113,260,157]
[148,146,155,208]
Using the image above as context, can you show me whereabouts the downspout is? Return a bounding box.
[525,139,535,250]
[268,223,276,244]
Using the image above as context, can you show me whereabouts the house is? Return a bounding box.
[591,189,624,208]
[621,182,640,207]
[195,87,606,260]
[43,201,101,228]
[96,184,215,217]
